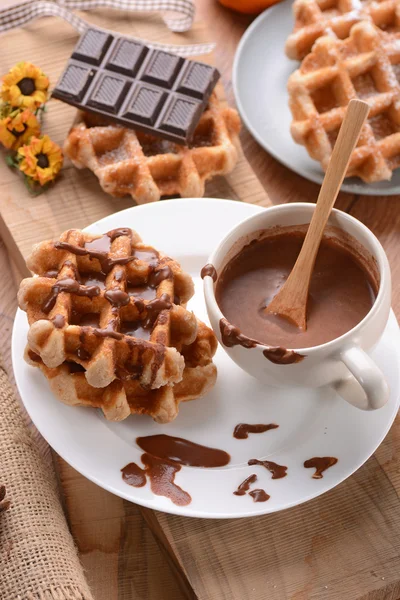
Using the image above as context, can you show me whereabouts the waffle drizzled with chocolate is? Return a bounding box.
[286,0,400,60]
[288,22,400,182]
[18,228,217,422]
[63,92,241,203]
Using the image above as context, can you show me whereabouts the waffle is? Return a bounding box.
[288,22,400,182]
[63,92,241,204]
[25,319,217,424]
[18,227,217,422]
[285,0,400,60]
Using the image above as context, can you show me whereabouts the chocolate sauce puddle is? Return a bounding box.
[122,454,191,506]
[201,263,217,282]
[233,423,279,439]
[249,489,270,502]
[136,434,230,467]
[304,457,338,479]
[122,435,231,506]
[233,474,257,496]
[248,459,288,479]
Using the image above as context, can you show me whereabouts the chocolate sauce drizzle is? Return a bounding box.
[304,457,338,479]
[219,318,257,349]
[233,474,257,496]
[249,489,270,502]
[219,319,304,364]
[248,459,288,479]
[201,263,217,282]
[233,423,279,440]
[43,278,100,314]
[263,347,305,365]
[122,435,231,506]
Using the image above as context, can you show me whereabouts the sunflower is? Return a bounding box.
[18,135,63,186]
[0,108,40,150]
[1,62,49,109]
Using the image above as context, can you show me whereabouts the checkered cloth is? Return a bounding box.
[0,0,215,56]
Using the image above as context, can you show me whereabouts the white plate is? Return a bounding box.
[233,1,400,196]
[12,199,400,518]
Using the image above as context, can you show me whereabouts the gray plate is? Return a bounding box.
[232,0,400,196]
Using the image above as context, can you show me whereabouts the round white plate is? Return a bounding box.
[12,199,400,518]
[233,1,400,196]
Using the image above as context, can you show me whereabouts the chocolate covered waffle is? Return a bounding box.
[18,227,217,422]
[63,92,241,203]
[285,0,400,60]
[288,22,400,182]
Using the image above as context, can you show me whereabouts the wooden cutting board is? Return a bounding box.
[4,4,400,600]
[0,6,266,600]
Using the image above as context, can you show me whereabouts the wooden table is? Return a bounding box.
[2,1,400,599]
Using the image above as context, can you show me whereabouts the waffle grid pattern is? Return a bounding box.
[285,0,400,60]
[18,228,217,422]
[288,21,400,182]
[63,92,241,203]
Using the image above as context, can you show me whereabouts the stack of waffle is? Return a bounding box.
[286,0,400,182]
[18,227,217,423]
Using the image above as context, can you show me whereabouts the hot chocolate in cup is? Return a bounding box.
[203,203,392,411]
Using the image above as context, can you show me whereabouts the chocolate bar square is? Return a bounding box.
[52,27,220,144]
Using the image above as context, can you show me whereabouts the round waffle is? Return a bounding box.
[286,0,400,61]
[18,227,218,422]
[288,21,400,182]
[63,92,241,203]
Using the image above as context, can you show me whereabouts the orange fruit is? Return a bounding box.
[218,0,282,14]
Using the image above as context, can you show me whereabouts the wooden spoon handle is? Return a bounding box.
[303,99,370,260]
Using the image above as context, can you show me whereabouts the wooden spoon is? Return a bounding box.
[264,98,370,330]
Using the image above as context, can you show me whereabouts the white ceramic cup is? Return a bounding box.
[203,203,391,411]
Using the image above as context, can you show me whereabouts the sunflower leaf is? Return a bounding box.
[5,153,18,168]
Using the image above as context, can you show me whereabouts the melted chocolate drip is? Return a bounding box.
[93,322,124,340]
[249,489,270,502]
[44,269,58,278]
[108,227,132,241]
[80,273,106,289]
[248,459,288,479]
[148,265,173,288]
[76,345,91,361]
[54,241,137,274]
[263,347,305,365]
[233,474,257,496]
[85,234,111,253]
[52,314,65,329]
[120,321,151,340]
[304,457,338,479]
[233,423,279,440]
[219,318,257,349]
[42,278,100,314]
[145,294,172,327]
[105,289,130,307]
[121,462,146,487]
[136,434,230,468]
[133,248,159,267]
[128,284,156,300]
[201,263,217,282]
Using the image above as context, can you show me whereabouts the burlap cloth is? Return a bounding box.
[0,363,94,600]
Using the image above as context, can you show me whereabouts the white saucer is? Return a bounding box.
[12,199,400,518]
[233,1,400,196]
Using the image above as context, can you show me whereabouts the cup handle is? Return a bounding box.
[335,345,389,411]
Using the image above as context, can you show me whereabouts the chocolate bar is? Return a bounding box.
[52,28,220,144]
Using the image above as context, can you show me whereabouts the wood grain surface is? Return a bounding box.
[1,1,400,599]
